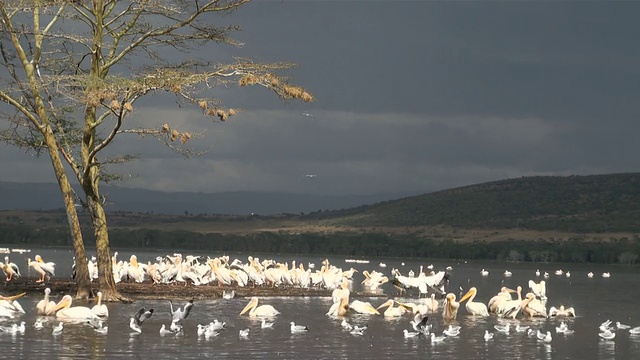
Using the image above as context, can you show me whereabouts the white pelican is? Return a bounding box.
[169,299,194,322]
[403,329,420,338]
[49,295,100,320]
[499,286,523,319]
[27,258,52,283]
[36,288,56,316]
[130,307,154,333]
[349,300,380,315]
[488,287,516,314]
[52,322,63,335]
[34,255,56,277]
[90,292,109,318]
[522,292,547,318]
[442,293,461,321]
[2,256,20,281]
[587,272,594,278]
[528,280,547,300]
[326,296,350,317]
[484,330,494,340]
[376,299,410,317]
[549,305,576,317]
[600,320,613,332]
[426,294,439,313]
[239,297,280,317]
[602,272,611,278]
[290,321,309,333]
[459,287,489,316]
[480,269,489,276]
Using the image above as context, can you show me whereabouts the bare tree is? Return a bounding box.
[0,0,312,301]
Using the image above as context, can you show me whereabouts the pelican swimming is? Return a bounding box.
[549,305,576,317]
[2,256,20,281]
[36,288,56,316]
[488,287,516,314]
[599,329,615,340]
[442,293,461,321]
[290,321,309,333]
[376,299,410,317]
[48,295,99,320]
[522,292,547,318]
[459,287,489,316]
[130,307,154,333]
[349,300,380,315]
[327,296,350,317]
[90,292,109,318]
[239,297,280,317]
[528,280,547,300]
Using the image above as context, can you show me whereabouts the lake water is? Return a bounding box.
[2,247,640,359]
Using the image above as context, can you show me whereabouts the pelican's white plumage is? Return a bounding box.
[49,295,99,320]
[36,288,56,316]
[91,292,109,317]
[239,297,279,317]
[459,287,489,316]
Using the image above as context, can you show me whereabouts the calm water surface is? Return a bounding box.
[2,247,640,359]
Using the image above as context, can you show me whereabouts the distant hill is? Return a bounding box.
[308,173,640,233]
[0,181,422,215]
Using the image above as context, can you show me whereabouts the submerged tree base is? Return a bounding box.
[1,277,385,301]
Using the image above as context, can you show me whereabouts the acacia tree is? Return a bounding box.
[0,0,312,301]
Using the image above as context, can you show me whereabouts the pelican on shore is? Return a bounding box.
[27,257,54,283]
[239,297,279,317]
[36,288,56,316]
[91,292,109,318]
[459,287,489,316]
[2,256,21,281]
[49,295,99,320]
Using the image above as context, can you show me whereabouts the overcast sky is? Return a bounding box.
[2,1,640,196]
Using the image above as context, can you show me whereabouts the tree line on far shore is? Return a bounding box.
[2,223,638,265]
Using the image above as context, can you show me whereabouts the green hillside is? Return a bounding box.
[309,173,640,233]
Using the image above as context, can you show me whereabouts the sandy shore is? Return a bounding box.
[1,277,388,301]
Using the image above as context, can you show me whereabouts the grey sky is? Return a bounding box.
[2,1,640,196]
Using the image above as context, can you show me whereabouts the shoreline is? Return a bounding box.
[1,277,388,301]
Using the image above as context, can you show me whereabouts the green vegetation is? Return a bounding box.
[2,173,640,265]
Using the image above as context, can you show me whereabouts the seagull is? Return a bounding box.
[209,320,226,331]
[540,331,553,343]
[34,318,46,330]
[599,329,615,340]
[301,112,314,118]
[600,320,613,332]
[403,329,420,338]
[170,320,183,333]
[290,322,309,333]
[494,324,510,334]
[222,290,235,299]
[239,328,250,338]
[341,319,353,331]
[410,314,430,334]
[304,174,317,178]
[350,326,366,336]
[87,318,108,334]
[515,324,530,333]
[159,324,175,336]
[197,324,208,336]
[261,320,274,329]
[617,322,631,330]
[443,325,461,337]
[480,269,489,276]
[204,325,220,339]
[629,327,640,335]
[130,307,154,333]
[484,330,494,340]
[169,299,193,322]
[52,322,63,336]
[430,333,447,343]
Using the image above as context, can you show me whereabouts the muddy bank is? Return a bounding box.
[1,277,388,301]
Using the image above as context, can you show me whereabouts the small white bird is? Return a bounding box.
[480,269,489,276]
[34,318,46,330]
[159,324,174,336]
[430,333,447,343]
[261,320,274,329]
[403,329,420,338]
[290,322,309,333]
[599,329,615,340]
[484,330,494,341]
[539,331,552,343]
[515,324,530,333]
[629,326,640,335]
[494,324,510,333]
[170,320,183,333]
[535,269,541,277]
[587,272,594,278]
[239,328,250,338]
[197,324,208,336]
[600,320,613,332]
[602,272,611,278]
[504,270,512,277]
[443,325,460,337]
[52,322,63,336]
[617,322,631,330]
[350,324,367,336]
[341,319,353,331]
[209,320,226,331]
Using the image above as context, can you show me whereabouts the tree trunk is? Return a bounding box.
[42,127,92,299]
[85,189,131,303]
